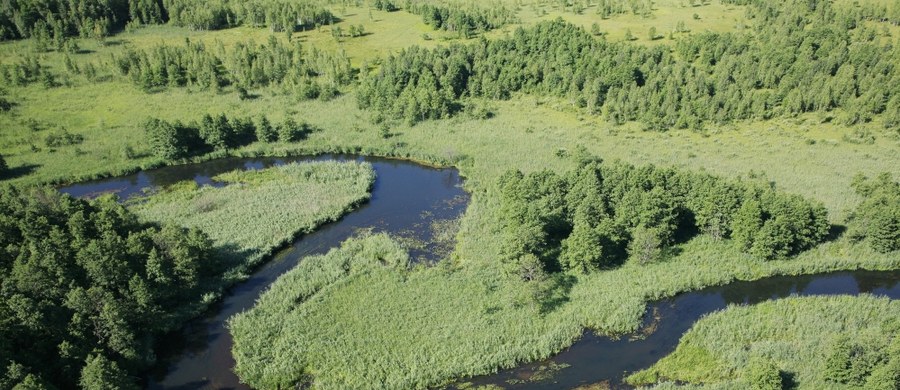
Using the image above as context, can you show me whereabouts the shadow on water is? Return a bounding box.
[460,270,900,390]
[60,155,469,390]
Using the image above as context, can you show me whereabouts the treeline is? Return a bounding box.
[108,36,352,96]
[848,173,899,253]
[0,186,219,388]
[161,0,335,32]
[359,0,900,130]
[403,0,517,37]
[727,0,900,26]
[497,158,829,277]
[145,113,311,159]
[0,0,337,42]
[0,0,130,41]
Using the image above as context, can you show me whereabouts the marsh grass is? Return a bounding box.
[229,223,899,389]
[626,295,900,389]
[131,161,375,280]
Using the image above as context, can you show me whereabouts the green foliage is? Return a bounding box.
[360,2,900,130]
[110,36,352,94]
[745,358,782,390]
[404,0,517,37]
[0,186,217,389]
[144,118,200,159]
[254,115,277,143]
[848,173,900,253]
[277,117,311,142]
[43,128,83,147]
[162,0,334,32]
[629,295,900,389]
[79,354,137,390]
[0,154,6,174]
[497,160,830,274]
[144,112,307,160]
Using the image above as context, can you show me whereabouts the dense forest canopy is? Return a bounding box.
[0,186,219,389]
[0,0,336,41]
[359,0,900,129]
[496,158,830,277]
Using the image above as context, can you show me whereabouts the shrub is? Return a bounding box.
[745,358,783,390]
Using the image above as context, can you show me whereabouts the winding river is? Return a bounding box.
[60,156,899,390]
[61,155,470,389]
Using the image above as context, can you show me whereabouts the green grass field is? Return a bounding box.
[131,161,375,280]
[627,295,900,389]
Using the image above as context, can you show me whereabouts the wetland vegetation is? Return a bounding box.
[0,0,898,389]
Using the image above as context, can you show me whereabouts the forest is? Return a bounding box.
[359,2,900,129]
[0,0,898,389]
[0,187,217,388]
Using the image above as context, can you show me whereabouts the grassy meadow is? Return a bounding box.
[131,161,375,280]
[627,295,900,389]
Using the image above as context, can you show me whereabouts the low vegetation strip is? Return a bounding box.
[627,295,900,390]
[131,160,375,277]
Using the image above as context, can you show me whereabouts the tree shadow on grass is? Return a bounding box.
[539,273,578,315]
[1,163,40,181]
[825,224,847,242]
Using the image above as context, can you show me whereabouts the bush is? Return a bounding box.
[278,118,310,142]
[145,118,192,160]
[848,173,900,253]
[746,359,783,390]
[44,128,84,147]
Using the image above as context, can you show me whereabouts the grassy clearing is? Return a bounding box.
[626,295,900,389]
[499,0,750,44]
[131,161,375,279]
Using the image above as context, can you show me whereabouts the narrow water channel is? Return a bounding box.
[463,270,900,389]
[61,156,898,390]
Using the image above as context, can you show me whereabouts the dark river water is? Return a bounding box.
[60,156,899,390]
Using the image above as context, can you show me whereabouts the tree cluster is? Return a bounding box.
[145,114,311,160]
[109,36,352,96]
[403,0,516,37]
[0,186,218,389]
[162,0,335,32]
[497,159,830,276]
[0,0,130,41]
[0,0,336,42]
[824,335,900,389]
[0,54,48,87]
[848,173,899,253]
[359,0,900,130]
